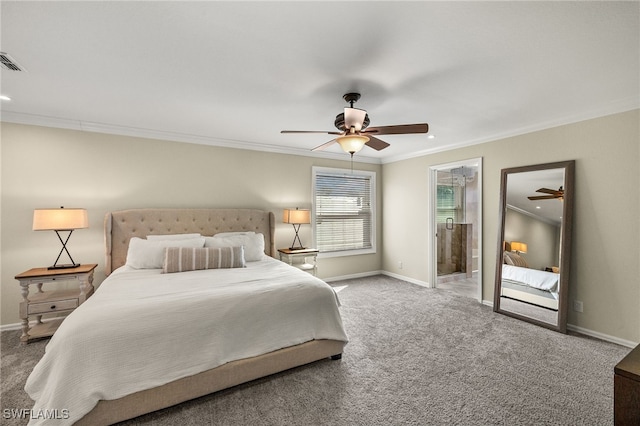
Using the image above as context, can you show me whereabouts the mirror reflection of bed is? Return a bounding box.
[494,161,574,332]
[500,242,560,325]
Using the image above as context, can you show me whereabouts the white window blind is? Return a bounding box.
[313,168,375,254]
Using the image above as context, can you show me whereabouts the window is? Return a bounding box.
[436,184,464,223]
[312,167,376,257]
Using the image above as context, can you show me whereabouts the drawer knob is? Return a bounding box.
[50,305,56,310]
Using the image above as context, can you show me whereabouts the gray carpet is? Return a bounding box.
[0,275,630,425]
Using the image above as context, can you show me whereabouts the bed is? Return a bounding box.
[500,251,560,310]
[25,208,348,425]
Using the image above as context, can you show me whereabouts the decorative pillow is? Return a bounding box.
[162,246,245,273]
[126,237,205,269]
[205,233,265,261]
[505,251,529,268]
[146,233,202,240]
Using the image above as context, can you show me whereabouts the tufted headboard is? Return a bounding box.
[104,208,276,275]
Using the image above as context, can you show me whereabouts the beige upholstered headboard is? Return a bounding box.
[104,208,276,275]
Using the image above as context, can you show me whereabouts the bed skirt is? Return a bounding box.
[75,339,345,425]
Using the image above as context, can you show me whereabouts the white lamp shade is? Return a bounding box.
[337,134,369,154]
[33,208,88,231]
[283,208,310,224]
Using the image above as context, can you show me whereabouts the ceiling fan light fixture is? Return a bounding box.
[337,134,369,154]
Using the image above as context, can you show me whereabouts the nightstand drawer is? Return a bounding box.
[20,275,81,286]
[29,298,78,314]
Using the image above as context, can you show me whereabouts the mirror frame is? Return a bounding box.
[493,160,575,333]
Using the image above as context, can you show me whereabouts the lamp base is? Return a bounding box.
[288,246,306,251]
[48,263,81,270]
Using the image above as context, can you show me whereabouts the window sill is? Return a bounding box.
[317,248,376,259]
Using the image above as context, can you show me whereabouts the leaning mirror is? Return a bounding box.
[494,160,575,333]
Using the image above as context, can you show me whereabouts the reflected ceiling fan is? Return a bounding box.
[281,93,429,157]
[528,187,564,201]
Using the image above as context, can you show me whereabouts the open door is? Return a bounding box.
[429,158,483,302]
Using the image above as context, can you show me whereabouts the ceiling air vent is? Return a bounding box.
[0,52,25,72]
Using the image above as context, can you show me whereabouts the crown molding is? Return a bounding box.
[0,111,382,165]
[3,97,637,167]
[382,98,640,164]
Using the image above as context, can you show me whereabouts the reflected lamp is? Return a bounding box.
[511,241,528,255]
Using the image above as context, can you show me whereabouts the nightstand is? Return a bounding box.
[15,263,97,344]
[278,248,319,276]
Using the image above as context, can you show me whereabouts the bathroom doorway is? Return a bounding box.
[429,158,482,301]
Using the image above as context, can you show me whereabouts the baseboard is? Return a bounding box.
[323,270,382,283]
[481,299,635,347]
[567,324,637,348]
[381,271,431,288]
[325,270,430,287]
[1,322,22,332]
[480,300,636,347]
[2,279,636,349]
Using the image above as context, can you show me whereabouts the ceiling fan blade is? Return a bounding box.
[365,136,390,151]
[363,123,429,135]
[535,188,559,195]
[528,195,559,200]
[311,139,338,152]
[344,108,367,131]
[281,130,342,135]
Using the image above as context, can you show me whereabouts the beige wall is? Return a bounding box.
[382,109,640,343]
[2,110,639,344]
[0,123,382,325]
[505,207,560,270]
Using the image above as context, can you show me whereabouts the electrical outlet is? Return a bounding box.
[573,300,584,313]
[398,261,403,270]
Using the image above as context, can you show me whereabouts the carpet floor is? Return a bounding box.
[0,275,630,425]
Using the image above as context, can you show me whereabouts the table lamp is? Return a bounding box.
[283,208,310,250]
[33,207,88,269]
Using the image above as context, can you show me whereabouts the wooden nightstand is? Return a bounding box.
[278,248,319,276]
[15,263,97,344]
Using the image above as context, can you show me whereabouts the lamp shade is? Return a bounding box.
[283,208,310,225]
[337,134,369,154]
[33,208,88,231]
[511,241,528,253]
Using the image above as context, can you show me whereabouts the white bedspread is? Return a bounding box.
[25,257,348,425]
[502,264,559,291]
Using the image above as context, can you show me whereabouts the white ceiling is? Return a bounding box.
[506,168,565,225]
[1,1,638,163]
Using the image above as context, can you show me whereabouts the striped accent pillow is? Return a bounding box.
[162,246,245,273]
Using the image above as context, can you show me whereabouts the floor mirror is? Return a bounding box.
[493,160,575,332]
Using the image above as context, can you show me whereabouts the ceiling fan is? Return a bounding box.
[281,93,429,157]
[528,187,564,201]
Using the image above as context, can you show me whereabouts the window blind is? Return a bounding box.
[436,184,464,223]
[314,171,373,253]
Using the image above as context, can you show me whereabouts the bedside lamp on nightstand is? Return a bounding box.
[511,241,528,255]
[283,208,310,250]
[33,207,88,269]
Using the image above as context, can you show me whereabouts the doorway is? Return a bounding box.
[429,158,482,302]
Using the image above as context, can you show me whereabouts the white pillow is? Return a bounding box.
[212,231,255,237]
[146,233,202,240]
[205,233,265,261]
[126,237,205,269]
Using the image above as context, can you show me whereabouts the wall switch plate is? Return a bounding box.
[573,300,584,312]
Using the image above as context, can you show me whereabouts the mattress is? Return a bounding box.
[25,257,348,425]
